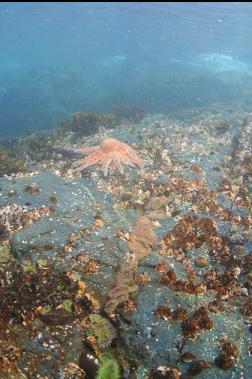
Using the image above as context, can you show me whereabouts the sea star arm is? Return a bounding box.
[72,154,102,173]
[123,151,144,169]
[113,157,124,175]
[101,158,113,177]
[78,146,99,155]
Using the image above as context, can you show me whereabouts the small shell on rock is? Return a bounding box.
[181,352,196,363]
[25,182,40,195]
[194,256,208,267]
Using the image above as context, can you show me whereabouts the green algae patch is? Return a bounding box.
[0,245,15,264]
[22,259,37,273]
[63,299,73,313]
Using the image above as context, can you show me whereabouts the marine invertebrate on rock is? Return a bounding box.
[159,267,206,296]
[82,314,117,350]
[181,352,196,363]
[96,358,120,379]
[72,138,144,176]
[215,341,239,370]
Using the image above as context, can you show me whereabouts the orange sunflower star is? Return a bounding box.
[72,138,144,177]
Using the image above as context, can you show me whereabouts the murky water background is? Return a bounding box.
[1,2,252,137]
[0,3,251,379]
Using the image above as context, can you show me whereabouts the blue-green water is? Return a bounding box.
[1,2,252,137]
[0,4,252,379]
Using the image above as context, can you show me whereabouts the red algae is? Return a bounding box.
[155,306,172,320]
[182,307,213,339]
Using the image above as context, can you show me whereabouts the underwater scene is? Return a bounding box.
[0,2,252,379]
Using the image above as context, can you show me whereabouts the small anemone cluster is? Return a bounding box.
[78,317,121,378]
[96,356,120,379]
[82,314,117,351]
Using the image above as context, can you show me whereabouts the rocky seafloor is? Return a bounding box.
[0,102,251,379]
